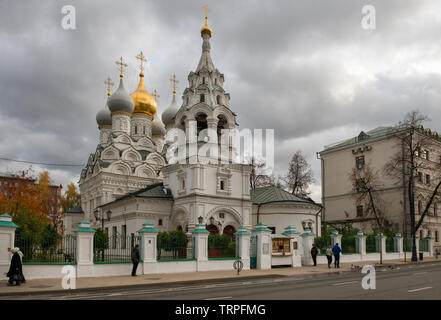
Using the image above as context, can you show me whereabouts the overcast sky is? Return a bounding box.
[1,0,441,202]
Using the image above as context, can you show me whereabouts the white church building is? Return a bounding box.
[69,16,322,239]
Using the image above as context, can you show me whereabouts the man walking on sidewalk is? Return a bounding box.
[332,243,341,268]
[131,244,140,276]
[311,244,319,266]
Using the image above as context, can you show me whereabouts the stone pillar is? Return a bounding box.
[0,214,17,279]
[253,222,272,270]
[375,233,386,255]
[301,228,316,266]
[74,221,96,277]
[138,222,158,275]
[186,231,193,260]
[192,223,209,262]
[355,231,366,256]
[394,233,404,254]
[283,226,302,267]
[234,226,251,270]
[331,229,342,251]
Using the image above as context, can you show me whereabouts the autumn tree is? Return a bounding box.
[385,110,441,261]
[283,151,315,198]
[61,183,81,213]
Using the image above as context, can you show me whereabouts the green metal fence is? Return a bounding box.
[341,236,356,253]
[94,234,141,263]
[404,237,414,252]
[157,230,192,261]
[419,239,429,252]
[208,235,237,259]
[386,237,396,253]
[366,236,377,253]
[314,236,332,255]
[14,233,77,264]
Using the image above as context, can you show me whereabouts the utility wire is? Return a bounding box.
[0,157,84,167]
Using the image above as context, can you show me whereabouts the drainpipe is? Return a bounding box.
[256,204,262,224]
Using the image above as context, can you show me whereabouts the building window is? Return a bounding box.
[425,150,430,160]
[420,230,423,239]
[418,201,423,215]
[202,77,205,84]
[219,212,224,219]
[355,156,365,169]
[182,179,185,189]
[112,226,117,249]
[135,126,137,134]
[220,180,225,190]
[143,126,146,135]
[426,174,431,185]
[418,172,423,183]
[215,79,217,85]
[268,227,276,234]
[200,94,205,103]
[216,95,221,104]
[436,231,439,242]
[356,205,363,217]
[122,225,127,249]
[158,219,163,226]
[435,203,438,216]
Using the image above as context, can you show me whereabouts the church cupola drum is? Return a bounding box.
[108,57,134,135]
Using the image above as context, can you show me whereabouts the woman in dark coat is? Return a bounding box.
[7,248,22,286]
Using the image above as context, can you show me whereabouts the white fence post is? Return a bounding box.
[253,222,272,270]
[137,222,158,274]
[355,231,366,258]
[426,236,434,256]
[0,214,17,279]
[74,221,95,277]
[301,228,316,266]
[235,226,251,270]
[192,222,209,263]
[331,229,342,252]
[394,233,403,257]
[375,233,386,255]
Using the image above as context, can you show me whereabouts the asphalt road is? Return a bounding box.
[2,262,441,300]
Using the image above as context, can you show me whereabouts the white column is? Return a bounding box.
[283,226,302,267]
[74,221,95,277]
[301,228,316,266]
[253,222,272,270]
[331,230,342,251]
[415,235,420,254]
[375,233,387,255]
[235,226,251,270]
[0,214,17,279]
[394,233,404,255]
[138,222,158,275]
[192,223,209,262]
[355,231,366,256]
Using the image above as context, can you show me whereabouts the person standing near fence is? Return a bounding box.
[311,244,318,266]
[15,247,26,284]
[326,245,333,268]
[131,244,140,276]
[332,243,341,268]
[7,248,22,286]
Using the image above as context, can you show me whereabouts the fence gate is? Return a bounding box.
[250,235,257,269]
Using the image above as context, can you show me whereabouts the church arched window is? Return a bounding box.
[216,95,221,105]
[135,126,138,134]
[158,219,163,226]
[202,77,205,84]
[143,126,145,135]
[200,94,205,103]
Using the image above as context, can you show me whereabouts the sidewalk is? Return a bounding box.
[1,257,439,297]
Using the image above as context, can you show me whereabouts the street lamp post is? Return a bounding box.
[93,209,112,262]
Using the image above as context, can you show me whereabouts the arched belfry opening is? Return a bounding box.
[196,113,208,137]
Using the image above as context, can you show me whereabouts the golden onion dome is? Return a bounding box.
[200,16,212,37]
[130,73,157,118]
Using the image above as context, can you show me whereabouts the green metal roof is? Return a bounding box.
[66,205,84,214]
[101,183,173,207]
[250,186,319,206]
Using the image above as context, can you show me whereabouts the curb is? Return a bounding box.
[1,259,439,297]
[0,274,285,298]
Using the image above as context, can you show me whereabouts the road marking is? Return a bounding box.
[204,296,232,300]
[408,287,432,293]
[331,281,357,286]
[413,272,427,275]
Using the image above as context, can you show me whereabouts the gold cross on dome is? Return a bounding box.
[203,5,211,19]
[152,89,160,100]
[135,51,147,74]
[115,57,128,77]
[169,74,179,94]
[104,77,114,96]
